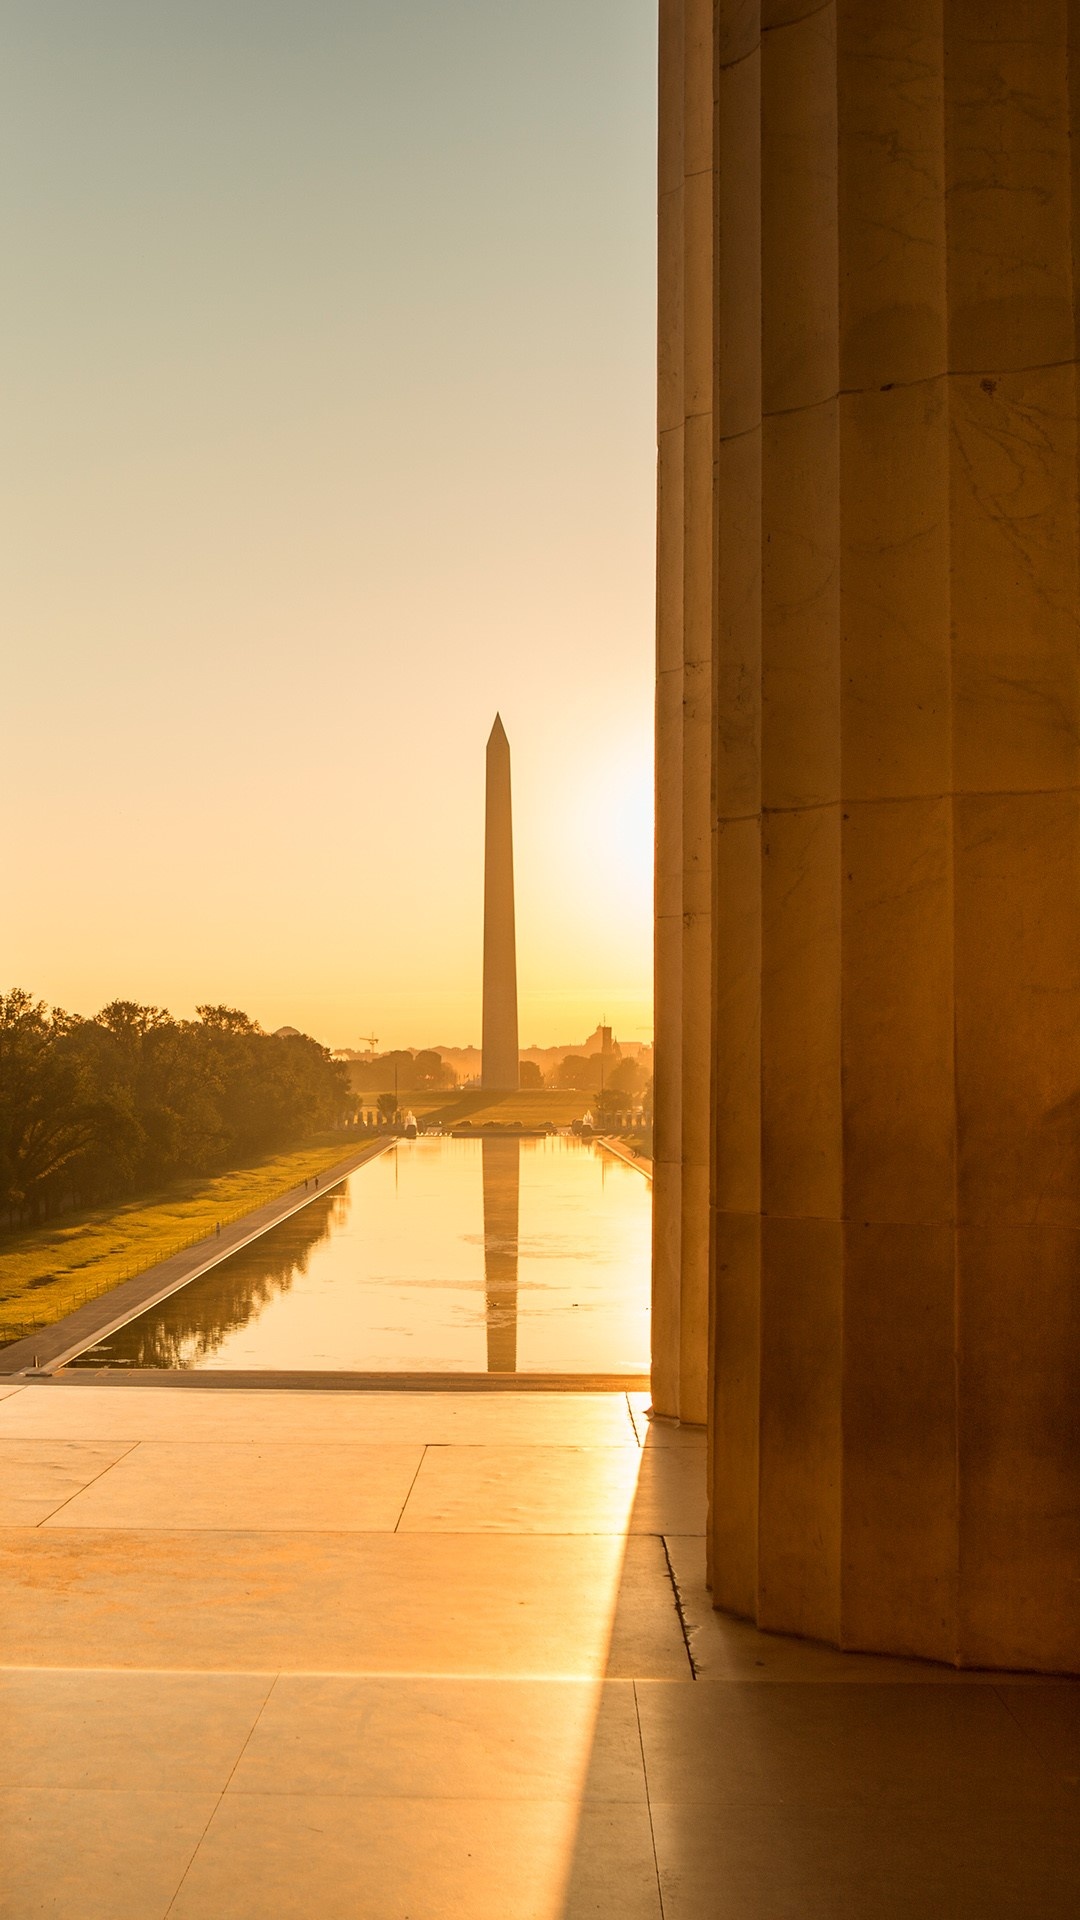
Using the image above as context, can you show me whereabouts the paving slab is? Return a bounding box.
[0,1383,639,1447]
[0,1528,688,1677]
[398,1443,705,1534]
[39,1440,424,1532]
[0,1786,217,1920]
[0,1669,271,1791]
[0,1439,136,1526]
[648,1788,1080,1920]
[635,1680,1064,1809]
[995,1684,1080,1782]
[230,1675,646,1803]
[168,1792,662,1920]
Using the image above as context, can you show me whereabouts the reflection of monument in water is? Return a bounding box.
[482,1137,519,1372]
[481,714,519,1090]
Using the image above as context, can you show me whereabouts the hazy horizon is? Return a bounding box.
[330,1028,653,1059]
[3,1,656,1050]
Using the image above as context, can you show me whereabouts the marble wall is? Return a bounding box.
[654,0,1080,1671]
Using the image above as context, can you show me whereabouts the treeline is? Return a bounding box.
[346,1049,650,1097]
[0,990,349,1228]
[553,1055,647,1094]
[348,1049,457,1093]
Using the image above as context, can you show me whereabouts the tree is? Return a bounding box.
[96,1000,171,1039]
[194,1005,259,1035]
[556,1053,601,1091]
[0,991,100,1218]
[608,1057,644,1096]
[0,987,350,1228]
[519,1060,542,1089]
[413,1050,456,1089]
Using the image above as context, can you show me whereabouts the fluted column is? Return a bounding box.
[657,0,1080,1671]
[653,0,715,1426]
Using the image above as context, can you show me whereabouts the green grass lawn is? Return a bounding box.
[451,1091,598,1126]
[0,1135,373,1347]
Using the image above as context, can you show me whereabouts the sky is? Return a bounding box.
[2,1,657,1052]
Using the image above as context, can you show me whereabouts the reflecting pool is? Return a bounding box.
[69,1135,651,1374]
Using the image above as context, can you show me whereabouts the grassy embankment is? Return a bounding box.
[0,1134,371,1348]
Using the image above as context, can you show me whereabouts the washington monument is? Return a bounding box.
[481,714,519,1089]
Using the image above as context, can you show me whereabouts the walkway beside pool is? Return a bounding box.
[1,1381,1078,1917]
[0,1142,390,1379]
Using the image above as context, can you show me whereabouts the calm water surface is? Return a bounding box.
[70,1135,651,1373]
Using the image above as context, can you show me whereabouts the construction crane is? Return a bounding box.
[360,1033,379,1055]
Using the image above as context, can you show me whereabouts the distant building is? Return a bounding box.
[583,1024,621,1059]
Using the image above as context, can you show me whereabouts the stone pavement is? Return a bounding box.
[0,1381,1077,1918]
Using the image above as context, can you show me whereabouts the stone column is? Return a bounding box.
[658,0,1080,1671]
[652,0,715,1427]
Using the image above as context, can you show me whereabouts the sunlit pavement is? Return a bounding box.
[0,1382,1077,1918]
